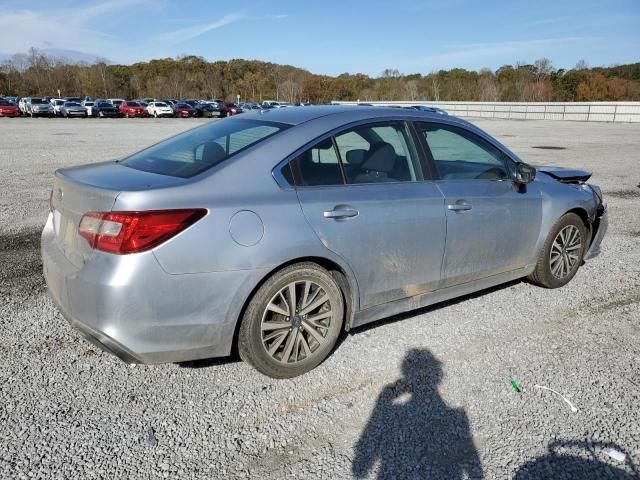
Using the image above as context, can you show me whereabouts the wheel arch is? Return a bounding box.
[230,255,359,356]
[565,207,593,248]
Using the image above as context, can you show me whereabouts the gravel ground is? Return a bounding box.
[1,117,639,479]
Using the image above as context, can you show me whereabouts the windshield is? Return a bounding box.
[155,102,168,107]
[96,102,111,107]
[125,102,140,106]
[31,98,45,104]
[65,102,81,107]
[122,119,290,178]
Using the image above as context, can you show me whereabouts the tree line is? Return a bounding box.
[1,48,639,103]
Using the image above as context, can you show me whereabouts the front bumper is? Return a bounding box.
[584,206,608,260]
[41,216,265,364]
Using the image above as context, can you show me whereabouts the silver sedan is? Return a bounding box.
[41,106,607,377]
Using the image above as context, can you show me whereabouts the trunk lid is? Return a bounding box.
[51,161,185,267]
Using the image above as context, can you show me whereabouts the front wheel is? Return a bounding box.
[238,263,344,378]
[527,213,587,288]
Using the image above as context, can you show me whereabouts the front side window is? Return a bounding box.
[417,123,509,180]
[122,119,288,178]
[334,123,422,184]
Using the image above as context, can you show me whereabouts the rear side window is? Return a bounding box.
[334,123,422,184]
[122,119,289,178]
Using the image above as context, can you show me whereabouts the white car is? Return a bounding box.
[81,100,95,116]
[146,101,174,118]
[50,98,66,116]
[18,97,29,115]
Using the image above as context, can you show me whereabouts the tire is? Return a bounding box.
[527,213,587,288]
[238,262,344,378]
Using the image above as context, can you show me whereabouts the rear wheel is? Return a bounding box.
[528,213,587,288]
[238,263,344,378]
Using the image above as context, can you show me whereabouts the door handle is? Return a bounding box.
[323,206,359,219]
[447,202,472,212]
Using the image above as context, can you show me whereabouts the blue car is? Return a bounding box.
[42,106,607,377]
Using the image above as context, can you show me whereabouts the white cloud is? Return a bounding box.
[155,12,245,45]
[0,0,149,59]
[394,37,592,71]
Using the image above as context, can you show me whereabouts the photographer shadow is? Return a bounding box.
[352,348,483,479]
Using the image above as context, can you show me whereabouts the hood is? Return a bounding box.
[537,165,592,183]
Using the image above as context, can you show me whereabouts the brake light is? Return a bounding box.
[78,209,207,254]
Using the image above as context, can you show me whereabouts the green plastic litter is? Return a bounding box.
[511,380,522,393]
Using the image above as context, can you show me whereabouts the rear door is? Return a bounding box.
[292,121,446,310]
[415,122,542,287]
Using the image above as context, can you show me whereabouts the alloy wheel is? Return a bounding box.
[260,280,333,364]
[549,225,582,279]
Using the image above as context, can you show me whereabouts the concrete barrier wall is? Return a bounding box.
[331,101,640,122]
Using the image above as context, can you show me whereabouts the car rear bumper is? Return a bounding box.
[584,207,608,260]
[41,215,267,364]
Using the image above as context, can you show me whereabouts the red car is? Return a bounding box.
[173,103,197,118]
[119,101,148,118]
[0,100,20,117]
[218,102,243,117]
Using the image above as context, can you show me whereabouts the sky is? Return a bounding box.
[0,0,638,76]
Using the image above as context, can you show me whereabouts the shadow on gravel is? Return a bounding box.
[0,227,44,285]
[352,348,483,479]
[177,355,241,369]
[513,440,638,479]
[605,189,640,199]
[351,280,521,335]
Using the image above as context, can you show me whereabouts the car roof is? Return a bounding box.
[236,104,469,128]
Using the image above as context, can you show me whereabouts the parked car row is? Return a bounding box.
[0,96,277,119]
[0,96,449,119]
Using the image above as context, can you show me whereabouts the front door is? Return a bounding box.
[415,122,542,287]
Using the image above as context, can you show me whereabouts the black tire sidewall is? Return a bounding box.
[239,263,344,378]
[537,213,587,288]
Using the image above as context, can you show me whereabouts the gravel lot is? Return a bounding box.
[1,117,639,479]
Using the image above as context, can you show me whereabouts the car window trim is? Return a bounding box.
[415,121,512,182]
[408,121,438,180]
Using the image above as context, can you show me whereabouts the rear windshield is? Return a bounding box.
[121,119,290,178]
[125,101,140,106]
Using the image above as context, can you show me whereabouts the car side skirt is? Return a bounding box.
[351,264,536,329]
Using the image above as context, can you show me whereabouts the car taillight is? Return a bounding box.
[78,209,207,254]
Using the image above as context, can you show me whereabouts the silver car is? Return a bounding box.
[42,106,607,378]
[60,102,88,118]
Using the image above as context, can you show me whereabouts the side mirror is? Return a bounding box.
[515,162,536,184]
